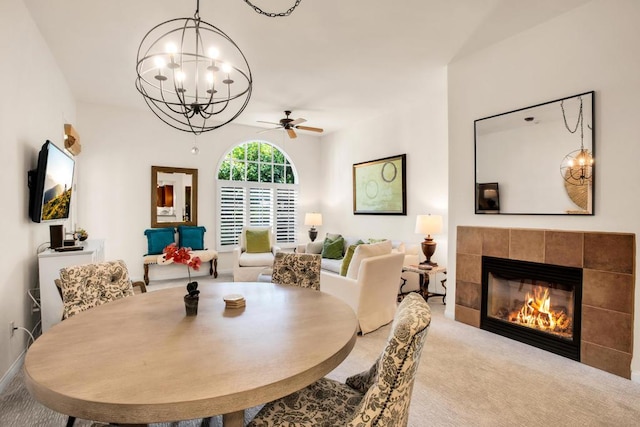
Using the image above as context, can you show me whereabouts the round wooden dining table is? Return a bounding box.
[24,282,358,426]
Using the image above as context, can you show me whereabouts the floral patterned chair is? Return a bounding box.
[271,252,321,290]
[246,292,431,427]
[55,260,146,320]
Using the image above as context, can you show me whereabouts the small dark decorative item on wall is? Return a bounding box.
[476,183,500,213]
[353,154,406,215]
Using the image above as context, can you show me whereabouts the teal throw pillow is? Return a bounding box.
[144,228,175,255]
[246,229,271,253]
[340,240,365,276]
[178,225,206,250]
[322,236,345,260]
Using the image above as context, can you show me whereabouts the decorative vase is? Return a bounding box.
[184,295,199,316]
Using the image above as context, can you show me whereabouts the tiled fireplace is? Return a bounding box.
[455,226,635,379]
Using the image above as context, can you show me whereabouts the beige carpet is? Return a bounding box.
[2,275,640,426]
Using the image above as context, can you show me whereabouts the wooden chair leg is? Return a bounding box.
[211,259,218,278]
[66,416,76,427]
[143,264,150,285]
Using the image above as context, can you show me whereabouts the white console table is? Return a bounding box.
[38,240,105,332]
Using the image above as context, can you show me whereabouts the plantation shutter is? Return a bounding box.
[276,187,298,243]
[219,186,246,247]
[249,187,273,227]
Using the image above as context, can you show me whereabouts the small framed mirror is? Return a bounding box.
[475,91,594,215]
[151,166,198,228]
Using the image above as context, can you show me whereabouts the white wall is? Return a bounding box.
[0,0,76,385]
[76,102,323,280]
[447,0,640,378]
[320,68,449,261]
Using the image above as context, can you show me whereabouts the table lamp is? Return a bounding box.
[415,214,443,266]
[304,212,322,242]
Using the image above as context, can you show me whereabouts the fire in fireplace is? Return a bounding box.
[481,256,582,360]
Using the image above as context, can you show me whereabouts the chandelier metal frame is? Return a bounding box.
[559,95,594,186]
[136,0,253,134]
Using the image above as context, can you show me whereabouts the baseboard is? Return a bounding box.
[631,370,640,383]
[0,350,26,394]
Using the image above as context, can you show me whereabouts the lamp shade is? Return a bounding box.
[415,214,443,236]
[304,213,323,227]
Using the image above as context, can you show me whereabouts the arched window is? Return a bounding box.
[216,140,298,249]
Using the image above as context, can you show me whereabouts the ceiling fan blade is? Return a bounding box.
[257,120,281,126]
[257,127,280,134]
[289,118,307,126]
[295,125,324,133]
[287,128,297,139]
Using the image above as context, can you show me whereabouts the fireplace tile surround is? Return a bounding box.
[455,226,635,378]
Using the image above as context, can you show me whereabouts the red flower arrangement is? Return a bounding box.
[162,243,202,292]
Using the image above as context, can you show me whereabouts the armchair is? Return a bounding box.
[320,251,405,334]
[232,226,280,282]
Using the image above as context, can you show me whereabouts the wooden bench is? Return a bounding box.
[143,249,218,285]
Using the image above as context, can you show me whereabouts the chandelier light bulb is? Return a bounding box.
[175,70,186,82]
[221,63,232,74]
[154,56,166,69]
[208,47,219,59]
[166,43,178,54]
[206,72,214,84]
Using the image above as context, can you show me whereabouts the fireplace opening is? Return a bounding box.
[481,256,582,360]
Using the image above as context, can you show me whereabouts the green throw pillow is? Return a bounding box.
[246,229,271,253]
[322,236,345,260]
[340,240,365,276]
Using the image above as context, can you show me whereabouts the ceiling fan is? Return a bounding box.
[257,110,324,139]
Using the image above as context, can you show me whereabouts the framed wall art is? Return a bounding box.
[353,154,406,215]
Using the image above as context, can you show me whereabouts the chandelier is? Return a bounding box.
[135,0,253,134]
[559,95,593,186]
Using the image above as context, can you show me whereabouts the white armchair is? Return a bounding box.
[232,226,280,282]
[320,252,405,334]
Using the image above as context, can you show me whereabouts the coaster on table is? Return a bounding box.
[224,294,246,309]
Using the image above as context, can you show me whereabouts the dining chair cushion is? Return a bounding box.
[247,293,431,427]
[56,260,135,319]
[271,252,321,290]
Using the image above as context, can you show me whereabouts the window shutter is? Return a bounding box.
[249,187,273,227]
[276,188,298,243]
[219,186,246,247]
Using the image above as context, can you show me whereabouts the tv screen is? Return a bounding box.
[28,141,75,223]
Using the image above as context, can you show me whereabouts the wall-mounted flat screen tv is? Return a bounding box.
[28,141,75,223]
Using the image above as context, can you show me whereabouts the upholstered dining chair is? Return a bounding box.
[271,252,321,290]
[54,260,145,427]
[246,292,431,427]
[55,260,146,320]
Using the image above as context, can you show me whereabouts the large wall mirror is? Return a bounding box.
[475,91,594,215]
[151,166,198,228]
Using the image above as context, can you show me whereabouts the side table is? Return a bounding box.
[400,265,447,304]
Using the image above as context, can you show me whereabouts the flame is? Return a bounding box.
[508,287,571,334]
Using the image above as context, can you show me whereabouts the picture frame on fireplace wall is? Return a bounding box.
[353,154,406,215]
[476,182,500,213]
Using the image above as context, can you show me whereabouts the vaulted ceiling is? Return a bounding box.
[24,0,590,134]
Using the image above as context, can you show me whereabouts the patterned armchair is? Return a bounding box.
[55,260,146,320]
[247,293,431,427]
[271,252,321,290]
